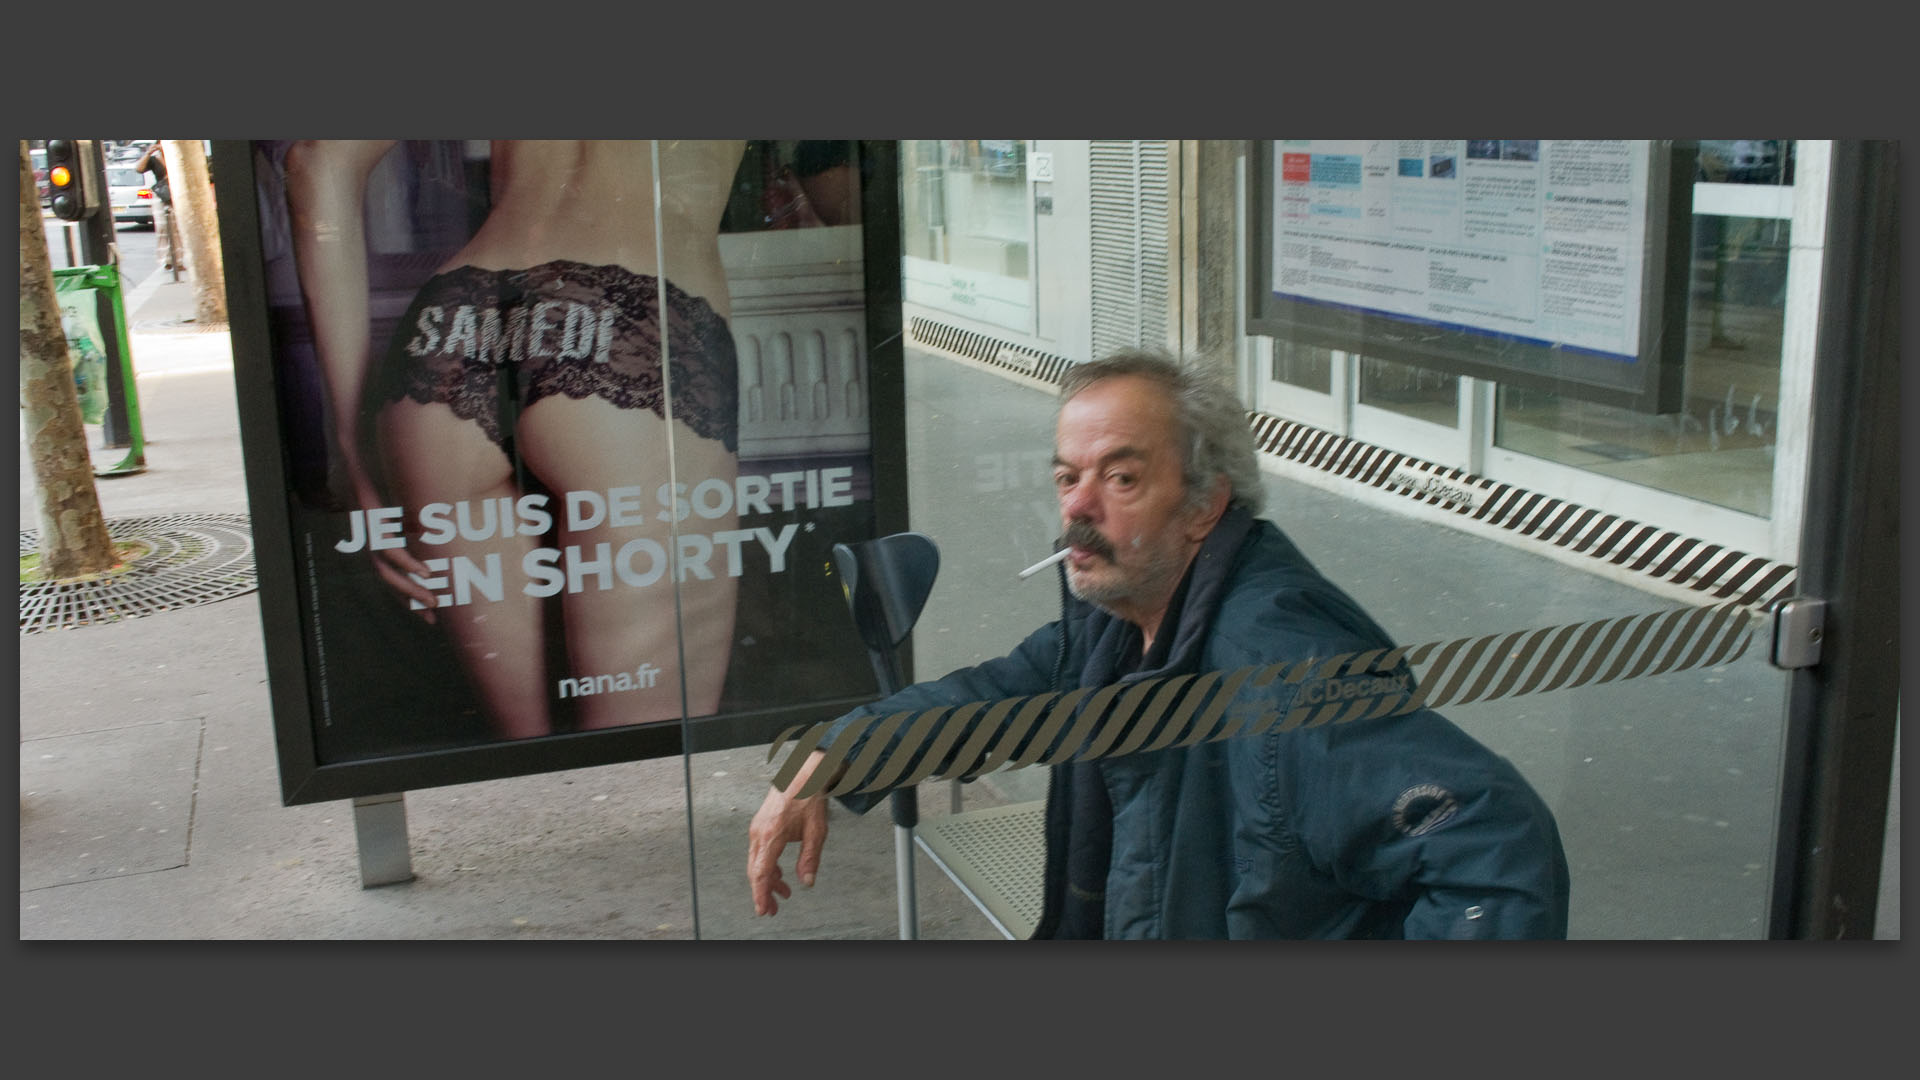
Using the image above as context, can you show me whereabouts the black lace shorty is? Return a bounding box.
[375,260,739,454]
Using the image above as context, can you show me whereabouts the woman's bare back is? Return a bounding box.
[445,140,744,316]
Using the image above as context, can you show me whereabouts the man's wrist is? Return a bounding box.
[780,751,843,798]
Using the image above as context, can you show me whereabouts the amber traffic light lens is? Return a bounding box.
[49,165,73,188]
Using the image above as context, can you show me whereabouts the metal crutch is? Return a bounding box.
[832,532,941,940]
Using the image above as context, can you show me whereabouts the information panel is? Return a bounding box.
[1250,140,1693,413]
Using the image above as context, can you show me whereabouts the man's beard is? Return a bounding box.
[1062,519,1188,614]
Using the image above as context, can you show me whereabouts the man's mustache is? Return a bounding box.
[1062,520,1114,561]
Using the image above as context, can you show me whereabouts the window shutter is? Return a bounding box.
[1088,140,1172,359]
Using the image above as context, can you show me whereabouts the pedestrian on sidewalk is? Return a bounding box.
[134,143,179,274]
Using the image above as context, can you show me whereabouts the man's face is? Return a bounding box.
[1051,375,1217,629]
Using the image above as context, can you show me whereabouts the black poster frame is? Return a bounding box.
[1247,140,1696,414]
[216,140,907,805]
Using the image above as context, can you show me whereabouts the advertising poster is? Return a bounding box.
[1253,140,1689,412]
[224,141,902,801]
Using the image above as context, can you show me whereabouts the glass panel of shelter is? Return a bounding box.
[674,139,1807,939]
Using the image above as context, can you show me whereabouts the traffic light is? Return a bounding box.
[45,139,98,222]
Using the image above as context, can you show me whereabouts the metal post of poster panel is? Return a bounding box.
[1764,139,1901,939]
[352,793,415,887]
[833,534,942,940]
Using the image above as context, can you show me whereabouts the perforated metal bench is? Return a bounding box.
[913,799,1047,940]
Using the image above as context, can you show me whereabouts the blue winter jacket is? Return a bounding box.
[824,507,1571,939]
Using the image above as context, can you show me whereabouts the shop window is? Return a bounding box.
[900,140,1033,333]
[1358,354,1459,427]
[1270,338,1334,394]
[901,139,1030,277]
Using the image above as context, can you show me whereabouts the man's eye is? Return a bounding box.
[1107,472,1136,489]
[1053,473,1075,490]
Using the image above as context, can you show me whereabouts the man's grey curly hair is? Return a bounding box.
[1058,349,1264,516]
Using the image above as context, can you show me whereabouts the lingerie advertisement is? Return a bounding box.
[220,141,903,803]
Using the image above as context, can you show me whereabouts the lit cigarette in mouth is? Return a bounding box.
[1018,547,1071,580]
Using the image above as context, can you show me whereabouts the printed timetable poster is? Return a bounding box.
[215,141,906,804]
[1255,140,1691,412]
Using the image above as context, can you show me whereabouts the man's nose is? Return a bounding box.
[1058,478,1098,522]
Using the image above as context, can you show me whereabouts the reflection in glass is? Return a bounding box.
[1696,139,1794,185]
[1495,213,1787,517]
[722,140,865,231]
[1357,354,1458,427]
[1270,337,1334,394]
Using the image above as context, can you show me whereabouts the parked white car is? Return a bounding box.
[106,166,157,227]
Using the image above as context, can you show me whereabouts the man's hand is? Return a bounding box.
[747,750,833,916]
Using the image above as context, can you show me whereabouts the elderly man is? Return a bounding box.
[748,350,1570,938]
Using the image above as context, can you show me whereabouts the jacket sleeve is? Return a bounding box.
[1220,578,1570,939]
[814,621,1065,815]
[1291,709,1572,939]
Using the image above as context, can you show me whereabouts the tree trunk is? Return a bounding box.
[18,141,116,579]
[164,139,226,325]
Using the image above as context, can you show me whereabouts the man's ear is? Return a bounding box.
[1185,477,1231,541]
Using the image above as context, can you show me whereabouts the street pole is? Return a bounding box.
[73,142,134,451]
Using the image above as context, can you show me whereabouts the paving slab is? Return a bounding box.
[20,718,202,890]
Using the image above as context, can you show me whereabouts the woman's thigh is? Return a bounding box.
[516,394,740,722]
[377,399,553,736]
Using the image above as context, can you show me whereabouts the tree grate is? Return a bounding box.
[19,513,257,634]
